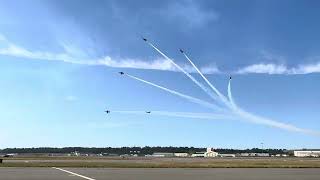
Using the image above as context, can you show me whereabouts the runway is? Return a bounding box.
[0,168,320,180]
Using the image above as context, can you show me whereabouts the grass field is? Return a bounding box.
[1,157,320,168]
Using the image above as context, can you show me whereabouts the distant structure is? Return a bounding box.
[174,153,189,157]
[218,154,236,158]
[294,150,320,157]
[275,154,288,157]
[150,152,174,157]
[239,153,269,157]
[191,152,206,157]
[205,148,219,157]
[69,151,80,156]
[191,148,218,157]
[3,153,17,157]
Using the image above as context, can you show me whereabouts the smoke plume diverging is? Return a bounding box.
[147,42,221,104]
[118,38,320,137]
[182,52,231,107]
[176,47,320,136]
[125,73,224,112]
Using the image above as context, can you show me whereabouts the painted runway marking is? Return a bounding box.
[52,167,96,180]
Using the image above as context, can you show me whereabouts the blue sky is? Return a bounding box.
[0,0,320,149]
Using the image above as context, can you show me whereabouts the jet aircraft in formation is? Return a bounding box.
[108,37,235,119]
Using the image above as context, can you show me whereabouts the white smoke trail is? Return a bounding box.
[227,78,237,109]
[234,109,320,136]
[111,110,146,115]
[182,52,232,108]
[147,42,220,103]
[125,73,224,112]
[152,111,234,120]
[110,110,234,120]
[134,39,320,136]
[181,55,301,136]
[227,78,320,136]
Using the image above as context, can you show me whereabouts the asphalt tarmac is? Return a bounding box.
[1,167,320,180]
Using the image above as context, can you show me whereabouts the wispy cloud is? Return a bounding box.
[236,62,320,75]
[236,63,288,74]
[0,42,184,72]
[200,65,220,74]
[236,50,320,75]
[180,63,220,74]
[0,34,220,74]
[290,62,320,74]
[2,34,320,75]
[98,56,176,71]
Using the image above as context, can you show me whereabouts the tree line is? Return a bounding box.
[0,147,286,155]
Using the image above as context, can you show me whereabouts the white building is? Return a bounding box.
[254,153,270,157]
[151,152,174,157]
[192,148,218,158]
[218,154,236,157]
[174,153,189,157]
[191,152,206,157]
[294,150,320,157]
[205,148,218,157]
[275,154,288,157]
[239,153,250,157]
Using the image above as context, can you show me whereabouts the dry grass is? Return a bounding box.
[1,157,320,168]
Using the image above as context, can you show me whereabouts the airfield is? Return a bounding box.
[1,156,320,168]
[1,167,320,180]
[1,156,320,179]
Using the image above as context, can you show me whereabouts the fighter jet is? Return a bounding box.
[146,111,151,114]
[142,37,147,42]
[119,72,125,75]
[229,76,232,80]
[179,49,184,53]
[105,110,110,114]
